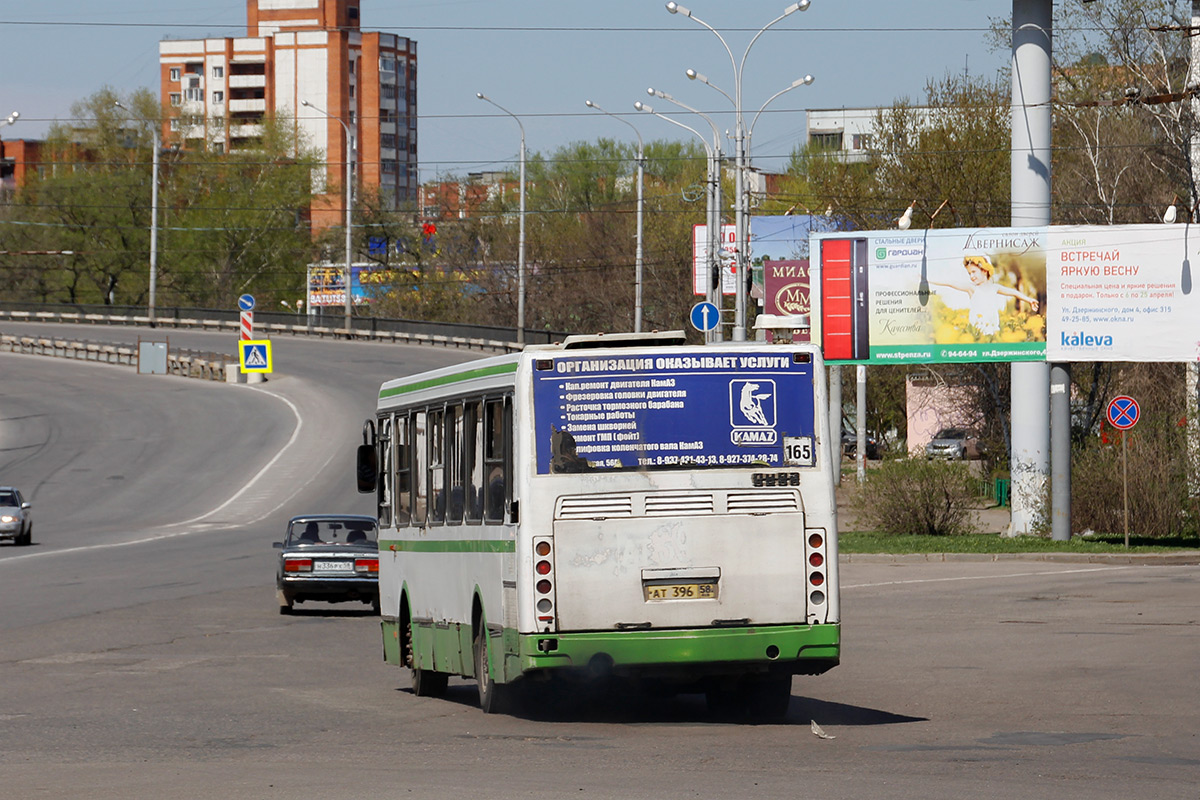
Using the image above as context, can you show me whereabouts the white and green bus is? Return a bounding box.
[357,331,840,718]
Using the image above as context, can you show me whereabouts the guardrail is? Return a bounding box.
[0,334,234,381]
[0,306,535,354]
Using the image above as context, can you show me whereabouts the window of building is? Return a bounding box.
[380,133,396,149]
[185,62,202,75]
[184,87,203,103]
[851,133,872,151]
[380,57,396,74]
[169,93,182,107]
[169,67,181,82]
[809,132,843,151]
[212,65,224,79]
[348,6,359,20]
[212,91,224,105]
[382,159,398,174]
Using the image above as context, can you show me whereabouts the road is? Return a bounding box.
[1,323,1197,799]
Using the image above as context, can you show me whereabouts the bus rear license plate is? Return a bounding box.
[314,560,350,573]
[644,582,718,601]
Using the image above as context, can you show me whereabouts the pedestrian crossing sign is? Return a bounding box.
[239,339,273,373]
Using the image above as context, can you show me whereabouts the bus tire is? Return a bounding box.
[474,627,511,714]
[411,667,448,698]
[745,675,792,723]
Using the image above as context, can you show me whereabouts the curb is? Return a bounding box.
[840,551,1200,566]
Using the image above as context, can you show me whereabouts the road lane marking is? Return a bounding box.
[842,565,1132,589]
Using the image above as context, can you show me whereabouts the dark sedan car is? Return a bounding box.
[275,514,379,614]
[0,487,32,546]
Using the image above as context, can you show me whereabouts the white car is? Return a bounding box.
[0,487,32,546]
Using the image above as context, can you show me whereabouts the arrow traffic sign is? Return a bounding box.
[690,301,720,332]
[238,294,256,312]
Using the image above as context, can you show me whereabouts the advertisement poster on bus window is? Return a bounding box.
[531,351,817,474]
[810,228,1048,364]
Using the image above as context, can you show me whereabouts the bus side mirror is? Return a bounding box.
[356,444,378,493]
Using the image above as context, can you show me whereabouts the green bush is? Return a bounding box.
[850,457,983,536]
[1069,420,1196,538]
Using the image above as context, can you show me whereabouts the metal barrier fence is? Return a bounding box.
[0,302,566,349]
[0,333,232,381]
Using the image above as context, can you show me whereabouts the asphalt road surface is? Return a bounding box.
[1,323,1197,799]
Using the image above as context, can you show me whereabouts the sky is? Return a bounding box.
[2,1,1014,181]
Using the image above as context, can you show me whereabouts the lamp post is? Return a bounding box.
[476,92,527,345]
[585,100,645,332]
[114,102,160,325]
[637,94,723,342]
[301,99,354,336]
[667,0,812,341]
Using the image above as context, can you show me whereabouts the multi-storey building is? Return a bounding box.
[158,0,418,224]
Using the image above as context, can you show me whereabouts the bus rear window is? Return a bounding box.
[532,350,817,474]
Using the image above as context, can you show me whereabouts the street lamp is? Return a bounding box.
[667,0,813,341]
[643,88,724,341]
[585,100,645,332]
[301,99,354,336]
[476,92,527,345]
[114,102,160,326]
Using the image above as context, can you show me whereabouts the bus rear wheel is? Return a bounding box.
[473,628,512,715]
[411,667,448,697]
[706,674,792,723]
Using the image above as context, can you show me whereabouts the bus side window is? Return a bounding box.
[483,398,507,523]
[394,414,411,526]
[465,401,483,523]
[446,404,465,524]
[428,407,445,524]
[377,416,392,528]
[413,410,428,525]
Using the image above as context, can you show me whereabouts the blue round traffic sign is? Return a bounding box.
[1106,395,1140,430]
[690,301,720,332]
[238,294,256,312]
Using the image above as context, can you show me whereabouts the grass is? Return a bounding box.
[839,529,1200,555]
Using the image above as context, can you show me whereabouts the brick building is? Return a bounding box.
[158,0,418,226]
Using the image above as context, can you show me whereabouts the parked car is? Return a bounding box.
[0,487,32,546]
[925,428,985,460]
[275,514,379,614]
[841,429,882,460]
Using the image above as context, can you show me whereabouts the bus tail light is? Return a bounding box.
[284,557,312,573]
[804,528,829,624]
[533,536,556,631]
[354,557,379,574]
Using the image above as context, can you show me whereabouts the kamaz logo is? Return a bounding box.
[1061,331,1113,347]
[731,429,778,445]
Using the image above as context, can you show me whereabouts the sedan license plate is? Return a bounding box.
[644,582,718,601]
[313,560,351,573]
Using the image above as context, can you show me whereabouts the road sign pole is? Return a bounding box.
[1122,432,1129,549]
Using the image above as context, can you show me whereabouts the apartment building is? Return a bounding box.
[159,0,418,223]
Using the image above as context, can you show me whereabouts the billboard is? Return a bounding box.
[307,263,410,308]
[810,224,1200,364]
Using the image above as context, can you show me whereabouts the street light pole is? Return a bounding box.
[585,100,645,332]
[476,93,527,344]
[639,92,723,342]
[668,0,811,341]
[113,102,159,325]
[302,100,354,337]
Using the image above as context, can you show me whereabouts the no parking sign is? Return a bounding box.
[1106,395,1140,430]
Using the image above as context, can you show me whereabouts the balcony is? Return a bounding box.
[229,98,267,113]
[228,74,266,89]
